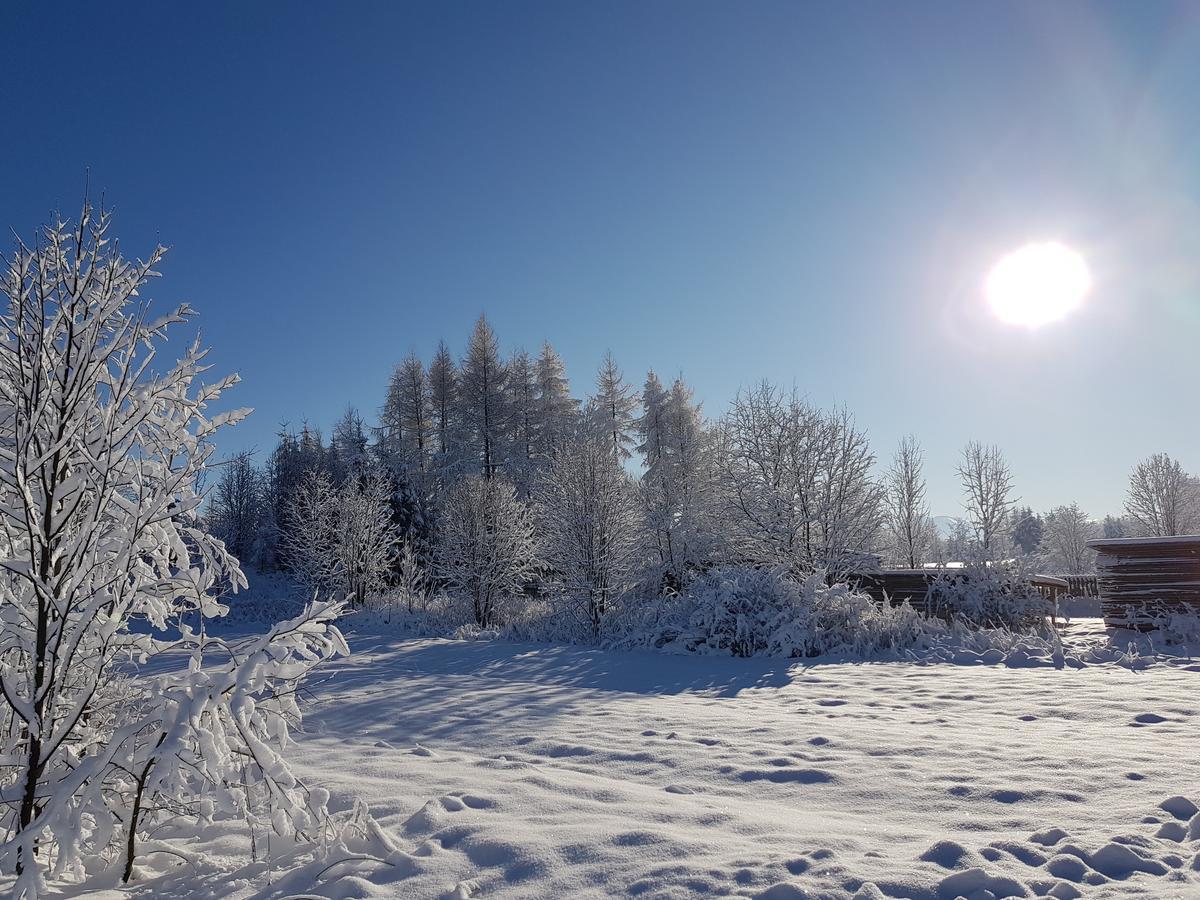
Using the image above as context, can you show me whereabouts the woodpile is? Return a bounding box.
[1086,535,1200,629]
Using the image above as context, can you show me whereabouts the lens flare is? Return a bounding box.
[985,242,1091,328]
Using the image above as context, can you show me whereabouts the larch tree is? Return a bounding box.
[956,441,1015,557]
[428,339,459,466]
[328,406,369,485]
[637,374,718,587]
[381,353,432,476]
[534,341,578,459]
[589,350,638,465]
[0,206,345,896]
[459,315,509,478]
[506,348,538,493]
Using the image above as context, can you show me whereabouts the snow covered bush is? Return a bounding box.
[636,567,929,658]
[625,565,1062,662]
[0,205,347,896]
[925,562,1052,630]
[675,566,811,657]
[1156,609,1200,647]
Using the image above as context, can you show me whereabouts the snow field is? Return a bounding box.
[100,627,1200,899]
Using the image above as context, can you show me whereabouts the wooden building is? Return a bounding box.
[1087,535,1200,628]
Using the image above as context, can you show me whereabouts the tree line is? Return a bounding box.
[207,314,1199,630]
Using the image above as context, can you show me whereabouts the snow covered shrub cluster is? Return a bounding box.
[1155,610,1200,647]
[625,565,1065,662]
[632,567,925,658]
[925,562,1052,631]
[0,207,346,897]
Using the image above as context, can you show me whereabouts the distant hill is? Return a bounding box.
[932,515,961,538]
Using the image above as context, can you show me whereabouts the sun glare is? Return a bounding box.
[985,242,1091,328]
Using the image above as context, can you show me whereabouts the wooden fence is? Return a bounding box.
[853,569,1070,609]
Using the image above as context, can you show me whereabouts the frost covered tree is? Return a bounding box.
[380,353,431,475]
[394,542,429,614]
[283,470,399,607]
[588,351,638,465]
[258,424,328,571]
[208,450,265,564]
[1125,452,1198,537]
[943,517,975,564]
[459,315,509,478]
[720,383,882,578]
[637,374,719,588]
[437,475,538,627]
[334,468,401,607]
[0,206,345,896]
[1008,506,1044,557]
[506,348,538,493]
[956,441,1014,557]
[1102,514,1130,539]
[428,339,459,465]
[534,341,578,459]
[283,471,341,595]
[537,438,643,636]
[328,406,369,485]
[883,435,934,568]
[1039,503,1098,573]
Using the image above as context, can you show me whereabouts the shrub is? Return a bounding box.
[633,566,936,658]
[925,562,1051,630]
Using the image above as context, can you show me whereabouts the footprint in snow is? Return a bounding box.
[737,767,837,785]
[412,744,435,756]
[1156,821,1188,842]
[919,839,978,869]
[1159,796,1199,821]
[664,784,694,794]
[1130,712,1168,726]
[1029,827,1068,847]
[440,879,480,900]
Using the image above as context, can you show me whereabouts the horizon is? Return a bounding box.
[5,1,1200,521]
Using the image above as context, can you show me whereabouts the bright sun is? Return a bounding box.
[985,242,1091,328]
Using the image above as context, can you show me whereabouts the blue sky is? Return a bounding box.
[3,1,1200,518]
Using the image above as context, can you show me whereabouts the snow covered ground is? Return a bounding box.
[82,621,1199,899]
